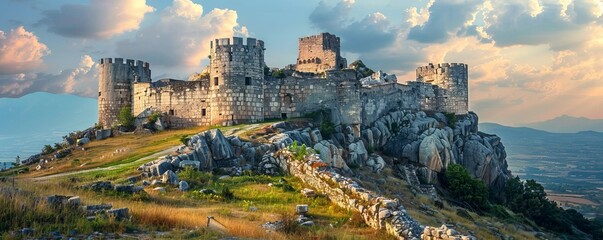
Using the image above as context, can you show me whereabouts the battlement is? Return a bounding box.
[417,62,467,71]
[99,58,150,69]
[211,37,265,49]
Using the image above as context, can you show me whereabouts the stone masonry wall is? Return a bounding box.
[209,37,265,126]
[297,33,347,73]
[98,58,151,128]
[132,79,211,128]
[265,150,476,240]
[416,63,468,115]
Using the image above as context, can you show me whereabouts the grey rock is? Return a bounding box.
[106,208,129,220]
[162,170,179,185]
[178,181,189,192]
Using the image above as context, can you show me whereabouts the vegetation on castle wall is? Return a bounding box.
[272,69,286,79]
[288,141,309,161]
[117,106,135,130]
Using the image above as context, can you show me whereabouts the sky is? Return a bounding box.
[0,0,602,125]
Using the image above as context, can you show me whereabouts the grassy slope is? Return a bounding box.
[2,123,388,239]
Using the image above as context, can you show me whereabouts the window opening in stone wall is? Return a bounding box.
[214,77,219,86]
[169,109,174,116]
[201,109,206,116]
[245,77,251,85]
[281,113,288,119]
[229,52,233,62]
[98,92,101,97]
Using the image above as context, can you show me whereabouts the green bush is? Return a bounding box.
[444,112,457,128]
[179,135,191,145]
[445,164,489,210]
[220,187,234,200]
[117,106,135,130]
[272,69,286,78]
[287,141,308,161]
[320,119,335,138]
[42,144,54,155]
[147,112,162,125]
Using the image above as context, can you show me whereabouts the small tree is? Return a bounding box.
[14,156,20,166]
[117,105,135,130]
[42,145,54,155]
[445,164,489,210]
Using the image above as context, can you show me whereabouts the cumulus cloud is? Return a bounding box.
[0,26,50,75]
[116,0,246,68]
[309,0,397,53]
[37,0,154,39]
[0,55,98,98]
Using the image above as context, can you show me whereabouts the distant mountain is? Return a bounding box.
[522,115,603,133]
[0,92,97,162]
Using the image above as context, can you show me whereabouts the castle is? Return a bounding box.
[98,32,468,131]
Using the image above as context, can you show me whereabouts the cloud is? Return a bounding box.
[0,55,98,98]
[0,26,50,75]
[38,0,154,39]
[483,0,602,50]
[116,0,246,68]
[309,0,397,53]
[407,0,483,43]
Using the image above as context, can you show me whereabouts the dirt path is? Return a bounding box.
[30,145,180,181]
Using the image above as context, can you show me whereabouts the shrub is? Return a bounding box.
[445,164,489,210]
[272,69,286,78]
[444,112,457,128]
[320,119,335,138]
[117,106,135,130]
[179,135,191,145]
[147,112,162,125]
[42,144,54,155]
[220,187,234,200]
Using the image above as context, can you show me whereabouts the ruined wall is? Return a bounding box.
[209,37,265,126]
[264,77,339,119]
[133,79,211,128]
[98,58,151,128]
[416,63,468,115]
[296,33,347,73]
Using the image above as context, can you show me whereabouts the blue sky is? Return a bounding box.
[0,0,602,125]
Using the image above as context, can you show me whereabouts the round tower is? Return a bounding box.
[209,37,265,126]
[416,63,468,114]
[98,58,151,128]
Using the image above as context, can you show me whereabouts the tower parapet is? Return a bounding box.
[98,58,151,128]
[209,37,266,125]
[296,32,347,73]
[416,63,468,114]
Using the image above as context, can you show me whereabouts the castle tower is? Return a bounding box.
[209,37,265,126]
[98,58,151,128]
[416,63,468,114]
[296,32,347,73]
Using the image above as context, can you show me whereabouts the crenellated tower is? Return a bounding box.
[98,58,151,128]
[209,37,266,126]
[416,63,468,114]
[296,32,347,73]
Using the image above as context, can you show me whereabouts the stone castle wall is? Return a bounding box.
[98,58,151,128]
[209,37,265,126]
[416,63,468,115]
[296,33,347,73]
[98,33,470,130]
[132,79,211,128]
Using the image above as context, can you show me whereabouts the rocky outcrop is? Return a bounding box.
[374,110,510,196]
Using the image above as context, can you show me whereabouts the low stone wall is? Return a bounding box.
[267,149,475,240]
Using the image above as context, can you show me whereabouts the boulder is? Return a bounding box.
[162,170,179,185]
[296,204,309,214]
[152,160,172,176]
[77,137,90,146]
[313,140,348,170]
[207,129,235,161]
[67,196,81,206]
[106,208,129,220]
[300,188,316,198]
[179,160,200,170]
[153,187,166,193]
[348,140,368,166]
[179,181,189,192]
